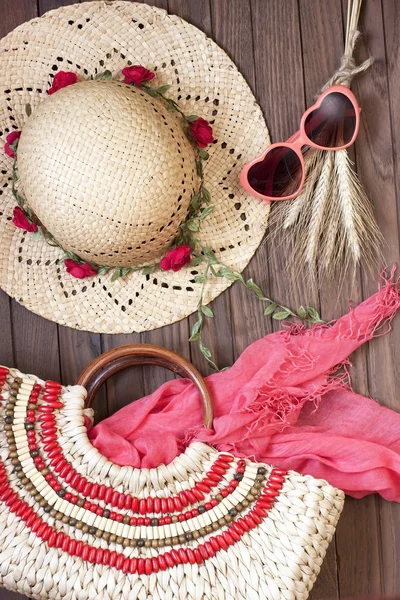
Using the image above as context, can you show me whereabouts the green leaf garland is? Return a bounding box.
[8,68,323,370]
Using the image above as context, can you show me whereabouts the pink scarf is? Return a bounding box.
[88,270,400,501]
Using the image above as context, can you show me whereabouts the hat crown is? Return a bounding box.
[17,80,198,267]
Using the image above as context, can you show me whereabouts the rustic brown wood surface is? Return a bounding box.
[0,0,399,598]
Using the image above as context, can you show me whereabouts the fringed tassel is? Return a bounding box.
[185,267,399,450]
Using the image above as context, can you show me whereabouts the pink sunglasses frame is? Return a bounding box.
[240,84,361,202]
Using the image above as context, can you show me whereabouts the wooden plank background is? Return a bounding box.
[0,0,399,598]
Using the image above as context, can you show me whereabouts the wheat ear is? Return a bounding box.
[305,151,335,267]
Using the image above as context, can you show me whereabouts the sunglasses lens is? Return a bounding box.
[304,92,357,148]
[247,147,303,199]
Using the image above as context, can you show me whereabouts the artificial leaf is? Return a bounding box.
[217,266,243,282]
[221,271,241,282]
[202,187,211,203]
[201,305,214,318]
[307,307,322,322]
[95,70,112,80]
[15,193,24,208]
[190,256,204,267]
[97,266,111,276]
[264,303,277,316]
[189,193,200,208]
[273,310,290,321]
[199,206,214,220]
[142,264,156,275]
[145,87,157,97]
[186,115,199,122]
[189,331,200,342]
[121,267,131,276]
[32,227,42,240]
[194,275,206,283]
[198,148,209,161]
[202,247,218,264]
[70,252,84,263]
[25,103,32,117]
[199,343,212,360]
[191,319,202,337]
[156,84,171,94]
[187,221,200,232]
[111,268,123,282]
[247,280,264,299]
[167,104,178,112]
[298,306,307,319]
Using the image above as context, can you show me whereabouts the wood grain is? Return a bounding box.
[359,0,400,595]
[297,1,344,596]
[211,0,273,363]
[250,0,315,338]
[0,1,399,599]
[381,3,400,593]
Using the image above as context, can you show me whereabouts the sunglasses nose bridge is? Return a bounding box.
[286,130,302,145]
[290,138,307,154]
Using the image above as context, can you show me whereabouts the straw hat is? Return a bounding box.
[0,1,270,333]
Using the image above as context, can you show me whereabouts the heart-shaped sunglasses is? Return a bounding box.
[240,85,360,202]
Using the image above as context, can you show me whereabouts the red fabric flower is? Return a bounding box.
[64,259,97,279]
[190,118,214,148]
[4,131,21,158]
[160,245,191,272]
[12,206,37,233]
[122,65,155,86]
[48,71,78,95]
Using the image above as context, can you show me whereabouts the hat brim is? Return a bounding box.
[0,1,270,334]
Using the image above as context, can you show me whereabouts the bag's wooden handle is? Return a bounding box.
[76,344,214,428]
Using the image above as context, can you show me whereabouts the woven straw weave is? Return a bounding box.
[0,1,270,333]
[0,367,345,600]
[17,81,199,268]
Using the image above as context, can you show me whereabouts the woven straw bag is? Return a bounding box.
[0,345,344,599]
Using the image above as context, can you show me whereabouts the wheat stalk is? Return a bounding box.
[282,150,323,229]
[267,147,382,286]
[336,150,383,265]
[305,151,335,267]
[335,149,362,263]
[265,0,381,286]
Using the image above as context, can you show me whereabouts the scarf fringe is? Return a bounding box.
[184,267,399,448]
[362,265,400,338]
[241,364,352,439]
[183,362,352,447]
[284,266,400,341]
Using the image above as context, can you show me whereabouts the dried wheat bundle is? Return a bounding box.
[269,0,382,287]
